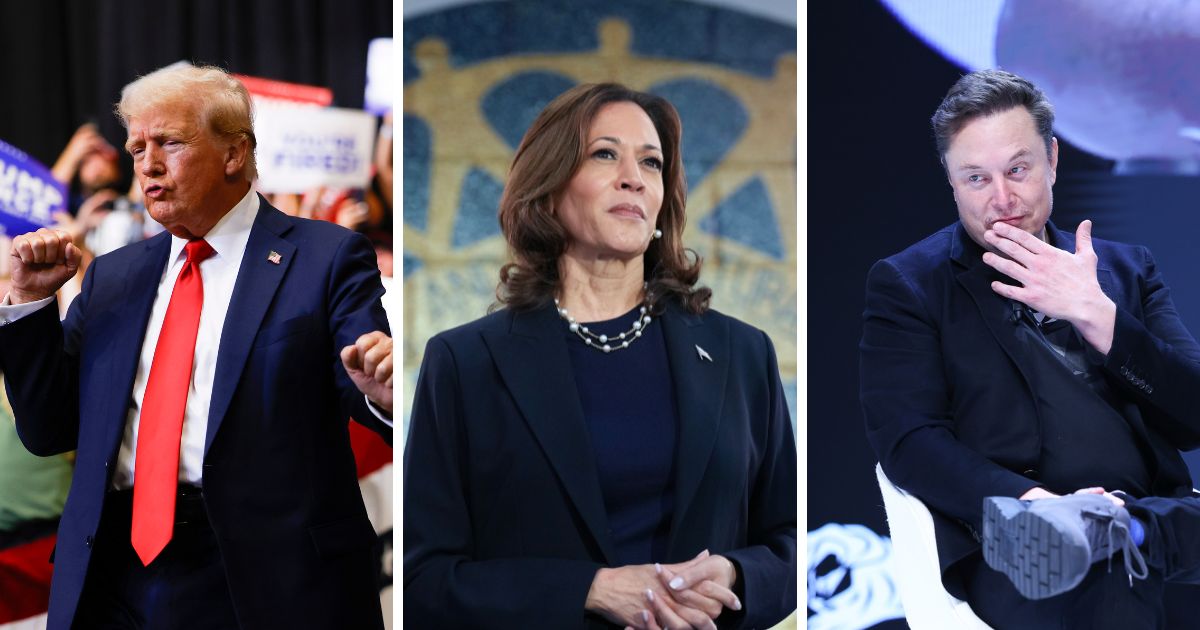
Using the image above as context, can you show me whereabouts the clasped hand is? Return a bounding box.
[586,550,741,629]
[981,220,1117,355]
[1020,486,1126,508]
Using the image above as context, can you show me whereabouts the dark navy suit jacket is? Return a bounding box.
[403,301,797,629]
[861,221,1200,597]
[0,198,390,629]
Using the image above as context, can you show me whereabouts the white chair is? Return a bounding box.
[875,463,993,629]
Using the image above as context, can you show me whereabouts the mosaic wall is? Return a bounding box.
[402,0,797,438]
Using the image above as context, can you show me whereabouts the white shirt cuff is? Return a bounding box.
[364,395,394,428]
[0,294,55,326]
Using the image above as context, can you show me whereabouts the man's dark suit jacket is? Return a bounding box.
[0,198,390,629]
[403,301,797,629]
[861,221,1200,597]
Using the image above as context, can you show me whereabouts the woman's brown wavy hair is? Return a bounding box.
[495,83,711,314]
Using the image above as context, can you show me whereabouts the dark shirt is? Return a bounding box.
[565,304,678,566]
[1012,305,1153,495]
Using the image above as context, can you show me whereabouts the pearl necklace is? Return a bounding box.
[554,298,653,353]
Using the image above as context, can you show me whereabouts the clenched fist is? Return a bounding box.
[341,331,393,414]
[8,228,81,304]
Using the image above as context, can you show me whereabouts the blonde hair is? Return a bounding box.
[116,64,258,181]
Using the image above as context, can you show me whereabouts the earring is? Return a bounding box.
[653,229,663,239]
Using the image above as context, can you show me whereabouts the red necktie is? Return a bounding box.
[131,239,215,566]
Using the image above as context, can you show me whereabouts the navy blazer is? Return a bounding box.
[0,199,390,629]
[861,221,1200,596]
[403,300,797,629]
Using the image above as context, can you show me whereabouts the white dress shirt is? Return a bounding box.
[112,189,260,488]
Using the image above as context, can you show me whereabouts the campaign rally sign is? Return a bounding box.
[0,139,64,236]
[234,73,333,106]
[254,102,377,193]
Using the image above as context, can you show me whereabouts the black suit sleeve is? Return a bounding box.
[0,259,97,456]
[720,330,797,630]
[1104,245,1200,449]
[327,231,393,442]
[403,336,604,630]
[860,259,1037,530]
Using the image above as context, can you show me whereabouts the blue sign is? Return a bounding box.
[0,139,65,236]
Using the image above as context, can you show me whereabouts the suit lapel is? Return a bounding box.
[659,305,729,552]
[481,304,619,566]
[952,223,1043,392]
[101,235,172,461]
[205,203,295,454]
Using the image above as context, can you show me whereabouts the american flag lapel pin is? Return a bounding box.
[267,250,282,265]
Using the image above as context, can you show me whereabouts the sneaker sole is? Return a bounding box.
[982,497,1090,600]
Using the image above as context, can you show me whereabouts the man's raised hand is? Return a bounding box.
[982,219,1117,354]
[8,228,81,304]
[341,331,393,413]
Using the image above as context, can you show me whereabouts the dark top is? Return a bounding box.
[1012,306,1153,495]
[565,305,678,566]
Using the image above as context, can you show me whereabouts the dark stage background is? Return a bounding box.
[809,1,1200,628]
[0,0,390,177]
